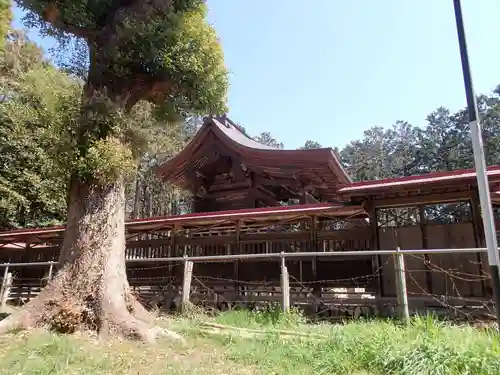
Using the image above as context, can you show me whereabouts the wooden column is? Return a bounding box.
[168,226,177,281]
[470,190,487,296]
[249,171,257,208]
[311,216,320,296]
[366,200,384,299]
[418,205,433,294]
[183,229,189,257]
[234,220,241,301]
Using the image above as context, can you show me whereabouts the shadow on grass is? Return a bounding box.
[0,312,9,321]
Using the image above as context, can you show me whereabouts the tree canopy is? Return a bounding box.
[11,1,229,188]
[17,0,228,111]
[0,0,10,44]
[339,94,500,182]
[0,0,229,341]
[0,10,199,228]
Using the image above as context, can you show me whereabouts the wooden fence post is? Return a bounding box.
[47,263,54,281]
[280,253,290,313]
[1,265,8,292]
[394,247,410,321]
[181,256,193,313]
[1,270,12,311]
[1,265,9,308]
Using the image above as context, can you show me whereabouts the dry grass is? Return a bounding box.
[0,325,254,374]
[0,306,253,375]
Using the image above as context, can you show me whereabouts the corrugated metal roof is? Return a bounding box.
[0,203,366,244]
[338,165,500,194]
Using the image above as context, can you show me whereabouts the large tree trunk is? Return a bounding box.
[0,176,181,342]
[0,50,183,341]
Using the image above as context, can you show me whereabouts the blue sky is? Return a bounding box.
[12,1,500,149]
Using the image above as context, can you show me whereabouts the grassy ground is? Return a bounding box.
[0,307,498,375]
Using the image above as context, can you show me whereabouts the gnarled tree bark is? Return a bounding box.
[0,176,182,342]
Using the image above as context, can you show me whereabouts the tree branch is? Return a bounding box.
[125,75,175,110]
[42,3,94,39]
[95,0,141,28]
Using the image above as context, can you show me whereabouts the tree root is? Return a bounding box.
[109,317,184,344]
[0,289,184,343]
[99,301,185,344]
[125,291,155,325]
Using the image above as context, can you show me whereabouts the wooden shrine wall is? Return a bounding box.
[0,221,489,309]
[378,222,487,299]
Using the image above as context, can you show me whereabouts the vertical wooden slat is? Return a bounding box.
[366,200,384,298]
[418,205,433,294]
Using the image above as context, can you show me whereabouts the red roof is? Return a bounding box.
[0,203,365,244]
[338,165,500,196]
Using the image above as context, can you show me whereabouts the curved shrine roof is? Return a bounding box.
[155,116,350,200]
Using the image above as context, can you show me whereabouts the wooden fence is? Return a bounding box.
[1,247,495,320]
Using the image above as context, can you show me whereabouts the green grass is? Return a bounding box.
[208,307,500,375]
[0,307,498,375]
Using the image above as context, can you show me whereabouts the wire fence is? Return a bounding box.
[0,247,497,321]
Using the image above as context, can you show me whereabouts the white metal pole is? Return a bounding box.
[453,0,500,324]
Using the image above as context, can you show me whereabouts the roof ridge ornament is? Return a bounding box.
[214,113,231,128]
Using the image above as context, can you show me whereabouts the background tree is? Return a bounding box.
[253,131,284,148]
[127,114,198,220]
[0,0,228,342]
[1,13,74,229]
[1,25,197,229]
[300,140,322,149]
[0,0,10,46]
[340,93,500,182]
